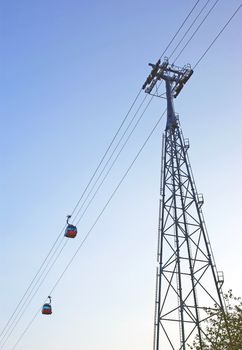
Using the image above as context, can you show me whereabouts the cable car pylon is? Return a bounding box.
[143,58,228,349]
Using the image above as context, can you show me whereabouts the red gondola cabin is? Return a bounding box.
[42,296,52,315]
[65,224,77,238]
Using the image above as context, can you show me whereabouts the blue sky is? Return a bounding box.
[1,1,242,349]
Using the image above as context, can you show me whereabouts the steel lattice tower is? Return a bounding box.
[143,59,227,349]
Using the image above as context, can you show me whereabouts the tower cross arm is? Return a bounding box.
[142,58,193,98]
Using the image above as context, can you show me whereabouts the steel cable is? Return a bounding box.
[71,93,149,223]
[0,224,65,339]
[0,88,143,342]
[1,91,156,350]
[10,108,167,350]
[158,0,202,60]
[168,0,216,60]
[173,0,221,63]
[75,95,155,226]
[0,242,68,350]
[70,0,205,226]
[193,3,242,69]
[0,238,67,348]
[0,86,150,350]
[0,92,155,349]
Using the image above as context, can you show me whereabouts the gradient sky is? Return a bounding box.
[1,1,242,349]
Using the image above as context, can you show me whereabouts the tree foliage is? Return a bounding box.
[189,290,242,350]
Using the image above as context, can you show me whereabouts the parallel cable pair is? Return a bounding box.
[11,108,168,350]
[0,92,154,350]
[0,88,145,348]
